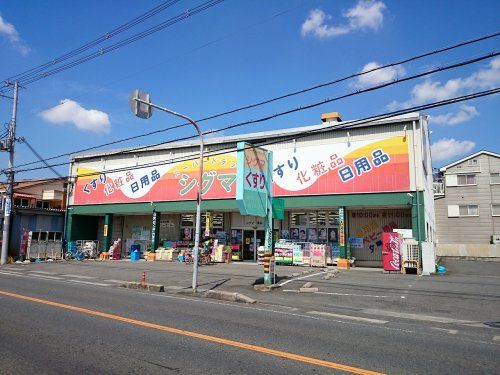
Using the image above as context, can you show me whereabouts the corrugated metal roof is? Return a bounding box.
[72,112,421,161]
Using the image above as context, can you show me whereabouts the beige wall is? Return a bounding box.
[435,153,500,245]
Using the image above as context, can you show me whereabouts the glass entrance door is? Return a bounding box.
[242,230,266,261]
[242,230,254,260]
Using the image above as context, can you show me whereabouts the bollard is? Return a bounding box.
[141,271,146,286]
[263,252,272,285]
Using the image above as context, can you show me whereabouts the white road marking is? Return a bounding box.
[0,271,63,280]
[60,274,95,279]
[66,280,114,287]
[431,327,458,334]
[28,271,58,275]
[362,308,477,325]
[308,310,388,324]
[104,279,130,284]
[493,336,500,342]
[283,289,388,298]
[278,271,327,286]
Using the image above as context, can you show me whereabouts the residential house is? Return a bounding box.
[434,151,500,258]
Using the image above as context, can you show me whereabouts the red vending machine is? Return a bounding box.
[382,232,401,271]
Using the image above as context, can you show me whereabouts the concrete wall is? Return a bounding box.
[437,243,500,259]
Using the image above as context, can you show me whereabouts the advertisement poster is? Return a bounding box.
[308,228,318,241]
[290,228,299,240]
[328,228,338,243]
[73,136,409,205]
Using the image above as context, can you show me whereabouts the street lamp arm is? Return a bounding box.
[133,97,204,293]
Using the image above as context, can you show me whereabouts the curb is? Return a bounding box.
[204,290,256,304]
[122,282,164,292]
[253,284,281,292]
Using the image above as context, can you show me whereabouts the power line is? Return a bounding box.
[0,0,224,93]
[2,0,180,84]
[18,137,64,178]
[13,49,498,174]
[13,31,500,169]
[15,86,500,178]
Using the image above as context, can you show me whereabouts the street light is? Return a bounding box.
[129,89,204,293]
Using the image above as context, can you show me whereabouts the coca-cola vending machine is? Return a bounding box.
[382,232,401,271]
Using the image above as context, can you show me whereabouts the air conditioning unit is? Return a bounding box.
[491,235,500,244]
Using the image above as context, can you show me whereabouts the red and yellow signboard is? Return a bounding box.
[73,136,409,205]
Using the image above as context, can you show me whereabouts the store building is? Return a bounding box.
[66,112,435,267]
[434,150,500,258]
[0,178,66,259]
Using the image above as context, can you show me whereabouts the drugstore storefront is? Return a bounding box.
[66,113,433,267]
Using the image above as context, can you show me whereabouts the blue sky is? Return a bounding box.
[0,0,499,179]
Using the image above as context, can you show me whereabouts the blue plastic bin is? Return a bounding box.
[130,251,141,261]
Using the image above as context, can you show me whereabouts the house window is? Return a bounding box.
[457,174,476,185]
[459,205,479,216]
[36,200,43,208]
[468,159,478,166]
[492,204,500,216]
[42,201,50,209]
[491,173,500,184]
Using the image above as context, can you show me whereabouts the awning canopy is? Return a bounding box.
[13,193,36,199]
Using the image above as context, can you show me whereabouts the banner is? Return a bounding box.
[73,136,409,205]
[73,153,238,205]
[272,136,409,195]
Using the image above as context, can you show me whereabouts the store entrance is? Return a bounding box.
[242,230,265,261]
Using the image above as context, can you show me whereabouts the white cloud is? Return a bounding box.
[345,0,386,30]
[390,56,500,110]
[40,99,111,134]
[0,15,30,55]
[301,0,386,39]
[355,61,405,87]
[430,104,479,126]
[431,138,475,162]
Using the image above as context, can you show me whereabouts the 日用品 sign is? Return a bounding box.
[236,142,272,217]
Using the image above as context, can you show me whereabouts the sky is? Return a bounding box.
[0,0,499,179]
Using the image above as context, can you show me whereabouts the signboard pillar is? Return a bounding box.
[236,142,274,284]
[338,207,347,259]
[151,209,160,251]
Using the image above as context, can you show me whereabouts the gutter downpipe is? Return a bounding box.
[412,120,422,258]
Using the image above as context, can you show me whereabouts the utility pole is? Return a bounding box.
[1,80,19,265]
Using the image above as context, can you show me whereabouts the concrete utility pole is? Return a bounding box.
[1,80,19,265]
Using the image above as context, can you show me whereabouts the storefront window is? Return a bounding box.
[181,214,194,227]
[289,210,339,244]
[290,212,307,226]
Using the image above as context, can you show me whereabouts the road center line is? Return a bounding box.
[60,274,95,279]
[66,280,114,287]
[0,289,384,375]
[308,311,388,324]
[283,289,388,298]
[0,270,63,280]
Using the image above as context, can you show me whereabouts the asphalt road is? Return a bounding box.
[0,269,499,374]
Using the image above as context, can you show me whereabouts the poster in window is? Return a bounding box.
[307,228,318,241]
[290,228,299,240]
[299,229,307,241]
[328,228,338,243]
[182,228,192,241]
[318,228,327,241]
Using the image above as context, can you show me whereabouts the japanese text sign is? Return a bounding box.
[236,142,272,217]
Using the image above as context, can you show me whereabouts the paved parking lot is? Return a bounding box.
[2,258,499,323]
